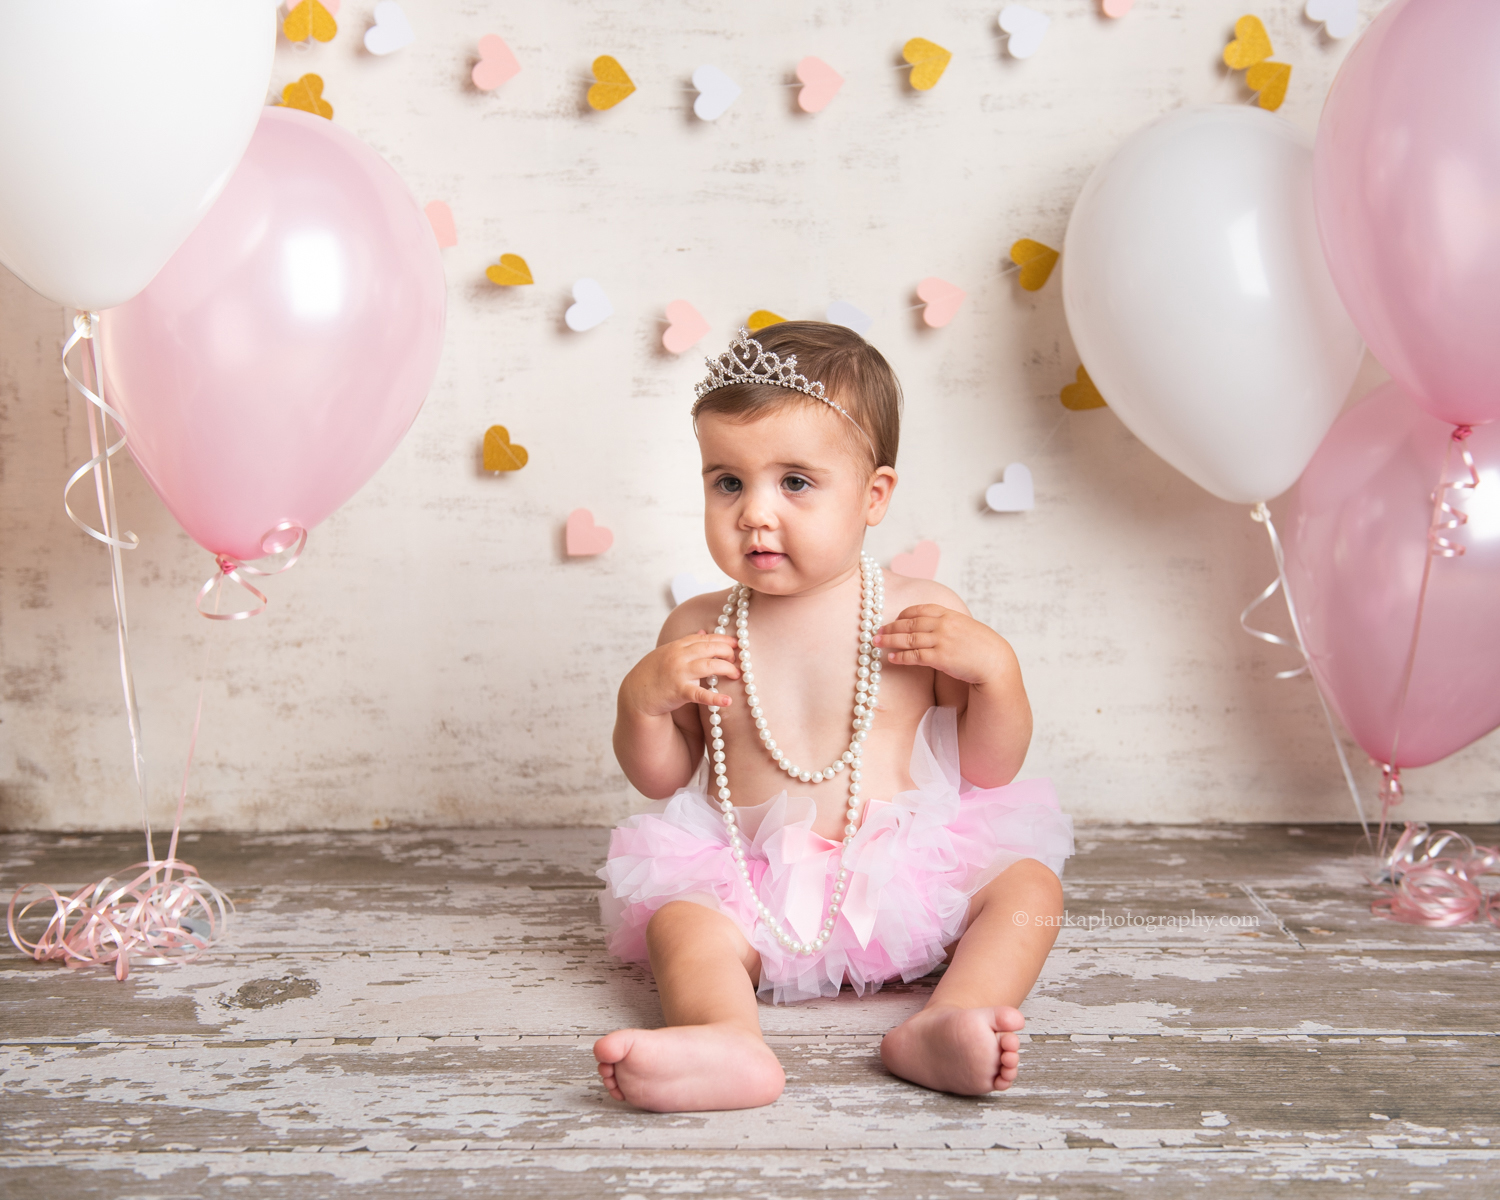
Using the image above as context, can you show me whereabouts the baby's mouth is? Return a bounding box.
[746,549,786,570]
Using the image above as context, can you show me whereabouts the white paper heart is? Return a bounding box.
[1305,0,1357,39]
[670,571,725,607]
[826,300,873,335]
[998,5,1051,59]
[364,0,415,55]
[692,64,741,121]
[985,463,1035,512]
[565,278,613,332]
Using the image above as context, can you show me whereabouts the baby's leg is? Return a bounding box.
[881,858,1063,1095]
[594,899,785,1112]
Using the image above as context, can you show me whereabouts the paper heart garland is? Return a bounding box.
[588,56,635,110]
[283,0,337,44]
[902,38,951,91]
[1010,238,1059,291]
[1223,15,1273,70]
[473,34,520,90]
[281,74,333,120]
[566,508,613,556]
[663,300,711,354]
[1060,365,1108,411]
[890,540,940,580]
[692,65,741,121]
[486,254,533,286]
[984,463,1034,512]
[364,1,414,55]
[916,277,965,328]
[1102,0,1135,16]
[670,572,723,606]
[747,309,786,332]
[998,6,1051,59]
[1305,0,1357,39]
[795,56,843,113]
[424,201,456,248]
[565,278,612,331]
[482,425,528,471]
[1245,60,1291,111]
[826,300,873,335]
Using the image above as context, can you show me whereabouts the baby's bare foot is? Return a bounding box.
[593,1022,785,1112]
[880,1004,1025,1095]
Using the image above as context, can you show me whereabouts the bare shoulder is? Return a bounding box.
[879,571,972,619]
[658,588,734,646]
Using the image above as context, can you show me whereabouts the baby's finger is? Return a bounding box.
[690,685,732,708]
[875,628,938,651]
[883,647,937,667]
[895,603,951,620]
[690,654,740,680]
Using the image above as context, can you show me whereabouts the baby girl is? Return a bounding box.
[594,322,1073,1112]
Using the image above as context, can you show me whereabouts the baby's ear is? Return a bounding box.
[866,465,898,523]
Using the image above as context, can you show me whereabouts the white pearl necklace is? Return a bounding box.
[705,553,884,956]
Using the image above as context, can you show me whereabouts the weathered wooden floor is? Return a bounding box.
[2,824,1497,1199]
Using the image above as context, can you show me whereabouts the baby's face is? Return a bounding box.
[697,402,895,596]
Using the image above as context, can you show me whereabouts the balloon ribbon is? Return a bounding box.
[1241,502,1368,834]
[1369,426,1497,927]
[7,312,237,979]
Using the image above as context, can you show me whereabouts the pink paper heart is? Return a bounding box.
[566,508,613,556]
[1101,0,1134,16]
[796,56,843,113]
[916,277,965,328]
[662,300,711,355]
[890,540,940,580]
[473,34,520,91]
[424,200,456,248]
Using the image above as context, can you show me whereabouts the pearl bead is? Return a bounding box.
[856,729,868,741]
[850,770,862,782]
[712,738,724,751]
[838,870,848,881]
[857,667,869,679]
[718,787,731,800]
[713,750,725,763]
[798,771,811,783]
[842,751,854,763]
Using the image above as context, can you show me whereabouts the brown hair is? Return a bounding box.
[690,321,902,471]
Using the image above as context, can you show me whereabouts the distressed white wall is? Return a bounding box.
[2,0,1496,832]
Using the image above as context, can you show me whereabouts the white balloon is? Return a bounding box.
[1062,106,1364,505]
[0,1,277,312]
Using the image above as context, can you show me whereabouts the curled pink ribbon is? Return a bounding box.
[196,521,307,620]
[1372,818,1499,929]
[8,860,232,982]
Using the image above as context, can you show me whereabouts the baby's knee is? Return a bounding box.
[645,899,721,951]
[996,857,1065,914]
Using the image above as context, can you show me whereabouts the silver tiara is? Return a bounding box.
[691,328,876,456]
[694,328,828,404]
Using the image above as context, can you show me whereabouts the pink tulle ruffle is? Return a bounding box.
[598,707,1074,1005]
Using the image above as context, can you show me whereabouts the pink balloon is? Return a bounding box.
[99,108,445,563]
[1314,0,1500,428]
[1282,383,1500,768]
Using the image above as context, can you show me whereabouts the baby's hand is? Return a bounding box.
[619,631,740,719]
[875,605,1013,687]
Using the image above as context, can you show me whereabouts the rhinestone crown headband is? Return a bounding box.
[691,328,876,457]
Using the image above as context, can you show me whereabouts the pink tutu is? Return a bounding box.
[598,706,1074,1005]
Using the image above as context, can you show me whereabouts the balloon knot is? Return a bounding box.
[1453,425,1473,442]
[216,555,239,576]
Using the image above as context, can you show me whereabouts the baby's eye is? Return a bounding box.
[714,475,742,494]
[783,475,811,493]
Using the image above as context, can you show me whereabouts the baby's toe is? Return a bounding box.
[998,1031,1021,1053]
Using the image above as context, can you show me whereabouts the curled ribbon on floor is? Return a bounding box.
[1372,821,1500,929]
[6,312,238,979]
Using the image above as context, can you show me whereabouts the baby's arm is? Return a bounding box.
[874,586,1032,788]
[614,594,740,800]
